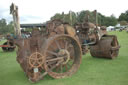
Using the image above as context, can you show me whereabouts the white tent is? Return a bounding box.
[106,26,115,31]
[115,24,121,27]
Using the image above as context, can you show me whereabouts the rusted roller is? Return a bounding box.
[90,35,120,59]
[43,34,82,79]
[2,41,15,52]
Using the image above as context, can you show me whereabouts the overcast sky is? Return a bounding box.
[0,0,127,24]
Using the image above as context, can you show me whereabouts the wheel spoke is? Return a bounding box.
[67,59,73,68]
[47,61,57,66]
[46,56,55,60]
[65,40,68,50]
[57,64,62,73]
[67,44,73,50]
[32,60,37,66]
[37,61,41,65]
[65,64,68,71]
[36,52,38,59]
[46,57,63,62]
[55,40,61,50]
[56,65,59,72]
[38,57,43,60]
[60,64,63,73]
[49,45,55,50]
[67,63,71,68]
[29,57,35,60]
[47,50,58,56]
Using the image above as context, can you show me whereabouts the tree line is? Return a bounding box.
[51,10,128,26]
[0,10,128,35]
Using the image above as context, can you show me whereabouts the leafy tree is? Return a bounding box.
[7,21,14,34]
[0,18,14,35]
[119,10,128,22]
[0,19,7,35]
[120,21,128,26]
[51,13,63,20]
[103,15,118,26]
[77,10,86,23]
[51,11,77,25]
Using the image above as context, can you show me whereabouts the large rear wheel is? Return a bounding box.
[43,34,82,78]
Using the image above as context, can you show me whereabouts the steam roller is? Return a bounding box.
[74,10,120,59]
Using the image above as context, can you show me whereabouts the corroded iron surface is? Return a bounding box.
[1,41,15,52]
[75,20,120,58]
[15,20,82,82]
[1,34,15,52]
[90,35,120,59]
[75,22,98,54]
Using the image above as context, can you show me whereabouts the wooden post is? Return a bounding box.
[10,3,21,37]
[69,11,72,26]
[85,11,89,22]
[94,10,98,27]
[62,12,65,22]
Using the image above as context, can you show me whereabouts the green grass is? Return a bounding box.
[0,31,128,85]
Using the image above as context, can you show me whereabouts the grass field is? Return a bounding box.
[0,31,128,85]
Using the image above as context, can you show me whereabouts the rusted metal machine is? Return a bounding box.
[10,3,120,82]
[0,34,15,52]
[10,3,81,82]
[75,10,120,59]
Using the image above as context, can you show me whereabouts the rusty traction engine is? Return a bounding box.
[75,11,120,59]
[16,21,82,82]
[10,4,81,82]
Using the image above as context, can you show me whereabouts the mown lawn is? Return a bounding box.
[0,31,128,85]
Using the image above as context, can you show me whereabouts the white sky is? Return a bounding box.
[0,0,128,24]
